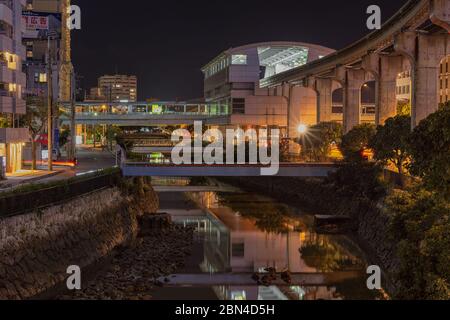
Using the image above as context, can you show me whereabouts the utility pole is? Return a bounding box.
[47,34,53,171]
[69,70,76,162]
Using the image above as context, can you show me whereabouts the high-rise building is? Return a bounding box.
[0,0,29,174]
[98,75,137,102]
[22,0,73,102]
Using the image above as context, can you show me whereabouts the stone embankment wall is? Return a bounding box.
[0,182,159,300]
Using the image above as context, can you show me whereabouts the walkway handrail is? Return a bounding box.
[0,169,121,218]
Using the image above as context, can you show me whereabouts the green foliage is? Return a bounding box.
[0,115,8,128]
[23,96,48,137]
[370,115,411,176]
[386,187,450,300]
[116,135,134,152]
[106,126,123,149]
[59,127,70,147]
[340,123,376,162]
[327,161,386,202]
[297,122,343,161]
[408,102,450,198]
[300,240,363,272]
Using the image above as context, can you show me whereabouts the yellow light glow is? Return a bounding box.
[297,124,308,134]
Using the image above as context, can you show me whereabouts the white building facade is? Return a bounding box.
[0,0,29,175]
[202,42,335,134]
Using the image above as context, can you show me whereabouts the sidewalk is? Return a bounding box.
[0,169,64,191]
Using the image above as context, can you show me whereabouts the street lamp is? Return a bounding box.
[297,124,308,135]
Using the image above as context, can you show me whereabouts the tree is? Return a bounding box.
[408,102,450,197]
[105,126,122,151]
[296,122,343,161]
[59,126,70,148]
[386,188,450,299]
[23,96,47,170]
[370,115,411,185]
[340,123,376,162]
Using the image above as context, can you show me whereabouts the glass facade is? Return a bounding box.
[231,54,247,65]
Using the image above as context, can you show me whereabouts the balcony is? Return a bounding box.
[0,95,12,113]
[0,3,13,26]
[0,64,12,82]
[0,128,29,143]
[0,34,12,52]
[14,98,25,114]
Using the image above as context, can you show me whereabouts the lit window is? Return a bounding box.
[231,54,247,65]
[39,73,47,83]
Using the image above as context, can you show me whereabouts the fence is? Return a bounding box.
[0,170,121,218]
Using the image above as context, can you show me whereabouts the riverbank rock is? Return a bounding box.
[58,225,194,300]
[138,213,172,237]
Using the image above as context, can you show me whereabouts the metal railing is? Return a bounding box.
[0,170,121,218]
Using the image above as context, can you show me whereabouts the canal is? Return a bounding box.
[152,187,383,300]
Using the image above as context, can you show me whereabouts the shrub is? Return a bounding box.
[340,123,376,162]
[408,102,450,198]
[296,122,343,161]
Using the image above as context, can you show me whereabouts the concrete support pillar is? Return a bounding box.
[316,78,333,123]
[343,69,367,132]
[378,55,404,124]
[415,33,450,124]
[289,85,318,138]
[430,0,450,32]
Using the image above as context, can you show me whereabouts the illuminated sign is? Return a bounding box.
[152,104,163,114]
[22,15,49,30]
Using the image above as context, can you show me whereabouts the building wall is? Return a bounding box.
[0,0,29,174]
[98,74,138,102]
[396,70,412,102]
[23,0,73,102]
[202,43,334,131]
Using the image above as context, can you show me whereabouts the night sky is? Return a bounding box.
[71,0,410,101]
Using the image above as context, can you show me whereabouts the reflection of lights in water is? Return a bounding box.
[231,291,247,300]
[290,286,306,300]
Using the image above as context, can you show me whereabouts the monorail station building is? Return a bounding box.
[201,42,335,136]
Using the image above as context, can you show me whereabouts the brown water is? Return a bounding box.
[153,190,383,301]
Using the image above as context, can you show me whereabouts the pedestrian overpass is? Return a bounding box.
[60,101,231,126]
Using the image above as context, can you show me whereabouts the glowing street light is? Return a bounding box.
[297,124,308,135]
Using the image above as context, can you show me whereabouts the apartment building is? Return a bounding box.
[98,74,137,102]
[22,0,73,102]
[0,0,29,175]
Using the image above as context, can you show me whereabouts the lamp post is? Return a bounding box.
[47,33,54,171]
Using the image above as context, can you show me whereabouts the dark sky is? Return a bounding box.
[71,0,409,101]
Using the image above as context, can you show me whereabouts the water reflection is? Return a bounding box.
[169,191,381,300]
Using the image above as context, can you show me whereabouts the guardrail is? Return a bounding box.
[0,169,121,218]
